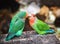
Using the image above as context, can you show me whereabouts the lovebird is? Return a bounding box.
[5,11,27,41]
[28,14,55,35]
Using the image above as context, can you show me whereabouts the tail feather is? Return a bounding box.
[46,29,55,34]
[5,34,15,41]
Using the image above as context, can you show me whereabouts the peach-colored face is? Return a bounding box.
[29,15,36,25]
[29,16,35,21]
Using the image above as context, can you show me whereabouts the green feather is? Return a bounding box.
[5,11,26,41]
[11,11,26,23]
[31,18,50,35]
[16,27,24,36]
[32,24,47,35]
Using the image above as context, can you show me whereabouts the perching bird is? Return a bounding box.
[5,11,27,41]
[29,14,55,35]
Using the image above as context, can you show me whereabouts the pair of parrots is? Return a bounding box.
[5,11,55,41]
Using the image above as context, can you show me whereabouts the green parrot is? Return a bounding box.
[5,11,27,41]
[29,14,55,35]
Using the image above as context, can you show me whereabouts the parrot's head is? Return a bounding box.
[28,14,36,25]
[18,11,28,19]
